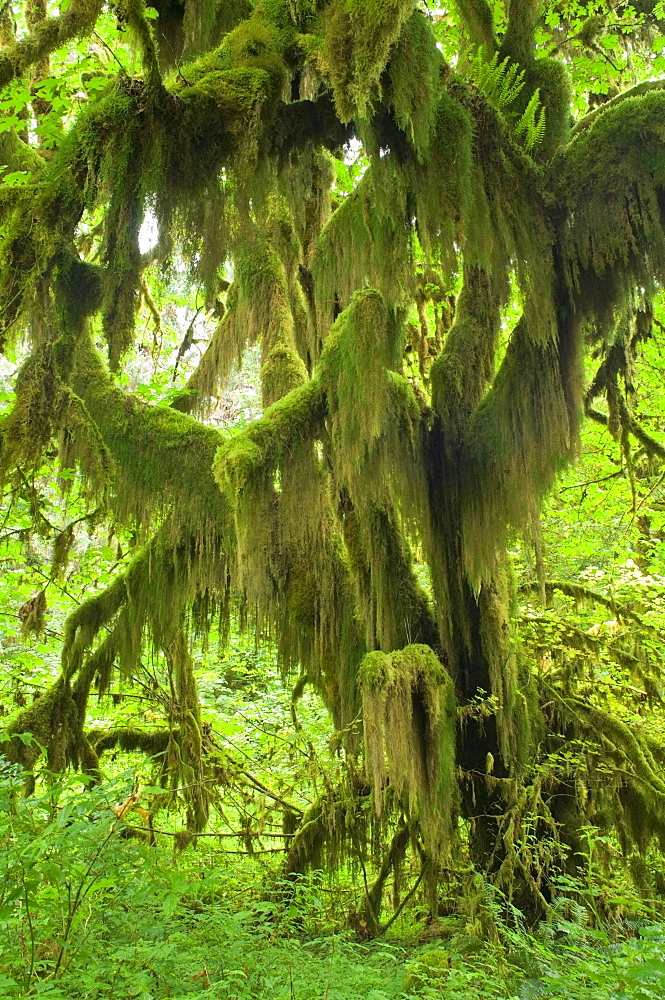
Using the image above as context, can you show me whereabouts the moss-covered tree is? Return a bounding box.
[4,0,665,921]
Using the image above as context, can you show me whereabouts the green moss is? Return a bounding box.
[430,266,500,444]
[322,0,417,120]
[310,91,473,332]
[360,643,457,857]
[387,11,443,158]
[0,0,103,91]
[460,317,579,584]
[556,90,665,293]
[70,332,227,535]
[215,378,325,491]
[455,0,496,52]
[498,0,540,67]
[522,57,571,159]
[3,678,82,774]
[311,168,412,332]
[222,16,288,91]
[120,0,164,93]
[261,344,308,406]
[359,650,390,687]
[90,726,172,755]
[405,949,451,992]
[214,376,325,606]
[319,289,402,479]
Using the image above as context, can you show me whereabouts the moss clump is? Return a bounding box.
[386,10,444,159]
[522,57,572,159]
[556,90,665,296]
[404,948,450,991]
[261,344,308,406]
[4,678,81,774]
[322,0,417,120]
[360,643,457,857]
[221,16,289,92]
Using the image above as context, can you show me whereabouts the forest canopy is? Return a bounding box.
[4,0,665,931]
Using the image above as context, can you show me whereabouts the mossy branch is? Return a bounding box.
[519,580,648,627]
[570,78,665,138]
[120,0,164,95]
[88,726,173,756]
[70,334,228,532]
[0,0,103,91]
[213,378,326,494]
[586,405,665,462]
[499,0,541,66]
[454,0,497,53]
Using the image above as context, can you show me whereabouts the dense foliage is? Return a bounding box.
[6,2,665,985]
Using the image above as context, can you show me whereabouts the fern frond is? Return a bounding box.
[469,51,525,110]
[514,88,547,152]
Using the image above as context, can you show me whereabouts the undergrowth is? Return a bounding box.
[2,761,665,1000]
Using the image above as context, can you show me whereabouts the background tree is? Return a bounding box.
[3,0,665,922]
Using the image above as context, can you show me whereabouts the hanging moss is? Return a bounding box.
[221,15,289,92]
[6,0,665,911]
[0,346,62,477]
[69,332,228,538]
[459,316,581,584]
[322,0,416,121]
[100,128,144,371]
[181,0,274,61]
[20,589,47,636]
[171,285,243,415]
[430,266,500,446]
[455,0,496,53]
[386,10,444,159]
[231,217,308,408]
[165,628,209,831]
[318,289,402,478]
[556,91,665,297]
[4,678,80,774]
[550,694,665,858]
[310,167,413,334]
[342,497,438,655]
[360,643,457,858]
[412,88,474,270]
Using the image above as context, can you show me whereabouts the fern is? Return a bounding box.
[514,88,547,152]
[469,51,525,110]
[468,51,546,152]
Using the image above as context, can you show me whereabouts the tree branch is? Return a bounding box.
[570,78,665,138]
[70,334,228,531]
[586,405,665,463]
[0,0,103,91]
[454,0,497,52]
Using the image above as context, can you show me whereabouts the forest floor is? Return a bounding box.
[3,796,665,1000]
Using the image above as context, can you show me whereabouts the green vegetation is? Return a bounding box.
[6,0,665,995]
